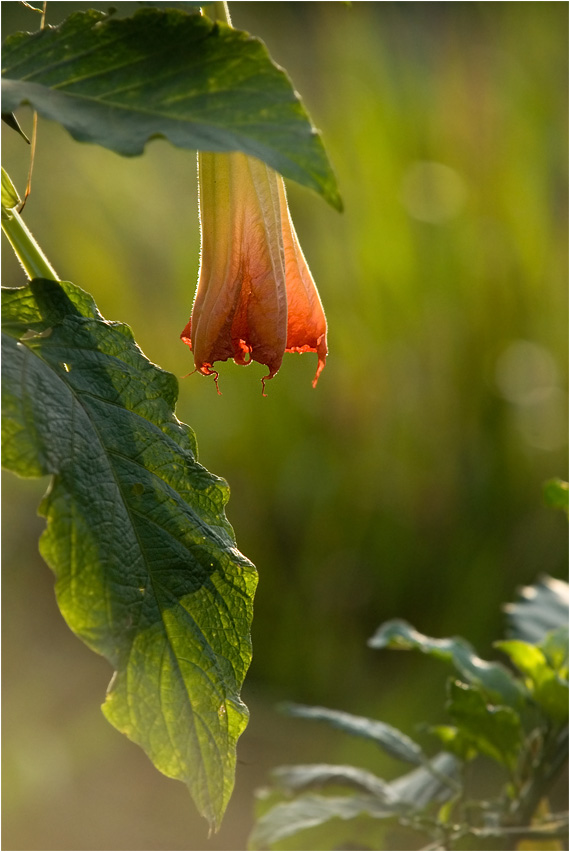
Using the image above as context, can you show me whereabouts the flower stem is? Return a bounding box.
[2,192,58,281]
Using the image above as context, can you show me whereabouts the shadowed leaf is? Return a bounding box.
[1,9,342,209]
[1,277,257,830]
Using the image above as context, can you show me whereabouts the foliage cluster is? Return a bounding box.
[253,562,569,851]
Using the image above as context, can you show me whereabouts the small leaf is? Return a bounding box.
[540,627,569,677]
[496,638,569,723]
[369,619,524,708]
[504,576,569,645]
[1,111,30,143]
[2,9,341,209]
[280,702,426,765]
[543,478,569,515]
[446,680,523,770]
[1,166,21,212]
[429,725,477,762]
[249,792,397,850]
[1,278,257,830]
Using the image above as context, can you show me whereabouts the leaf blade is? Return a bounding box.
[1,278,257,829]
[1,9,342,209]
[281,702,426,765]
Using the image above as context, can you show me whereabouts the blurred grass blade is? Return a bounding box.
[280,702,425,764]
[369,619,525,708]
[1,277,257,830]
[1,8,341,209]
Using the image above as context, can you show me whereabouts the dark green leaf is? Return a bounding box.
[2,111,30,143]
[281,702,425,765]
[369,619,524,708]
[1,278,257,830]
[446,680,523,770]
[504,576,569,645]
[1,9,341,209]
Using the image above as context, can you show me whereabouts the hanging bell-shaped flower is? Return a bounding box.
[181,151,327,393]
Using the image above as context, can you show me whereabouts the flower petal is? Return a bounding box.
[181,151,327,389]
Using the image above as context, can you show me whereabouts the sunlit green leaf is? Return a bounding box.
[429,725,477,762]
[496,637,569,723]
[540,627,569,677]
[1,277,257,830]
[1,8,341,209]
[544,478,569,515]
[446,680,523,770]
[1,166,21,212]
[369,619,524,708]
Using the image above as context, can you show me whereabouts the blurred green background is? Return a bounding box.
[2,2,568,849]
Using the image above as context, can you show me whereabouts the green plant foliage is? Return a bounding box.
[1,8,341,209]
[252,576,568,849]
[1,166,20,211]
[496,636,569,723]
[445,679,523,770]
[544,479,569,515]
[1,276,257,830]
[368,619,524,708]
[250,753,459,850]
[281,702,426,765]
[504,575,569,645]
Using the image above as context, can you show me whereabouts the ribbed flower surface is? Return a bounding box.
[181,152,327,392]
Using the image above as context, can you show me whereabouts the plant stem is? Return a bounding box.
[2,204,58,281]
[212,1,231,25]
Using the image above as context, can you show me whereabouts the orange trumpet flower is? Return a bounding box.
[181,151,327,393]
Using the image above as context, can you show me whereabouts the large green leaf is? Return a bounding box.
[1,277,257,830]
[1,8,342,209]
